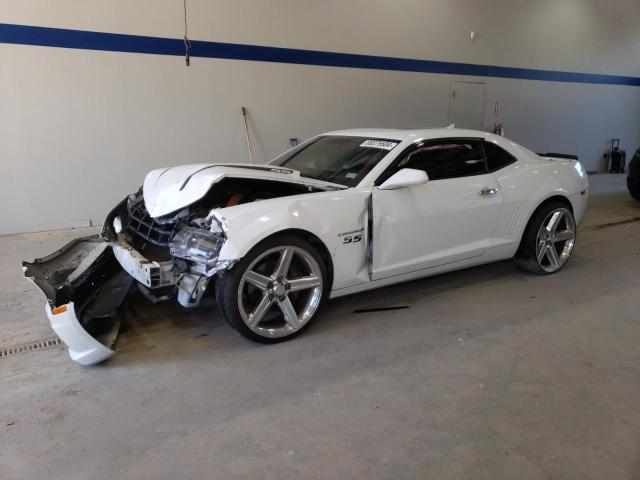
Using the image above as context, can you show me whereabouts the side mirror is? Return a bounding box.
[379,168,429,190]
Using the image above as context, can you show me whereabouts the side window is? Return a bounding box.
[397,141,486,180]
[484,141,517,172]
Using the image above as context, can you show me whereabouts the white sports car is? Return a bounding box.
[23,128,589,365]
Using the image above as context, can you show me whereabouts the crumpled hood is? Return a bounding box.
[143,163,343,218]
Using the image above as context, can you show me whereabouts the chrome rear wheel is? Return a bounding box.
[515,201,577,275]
[535,208,576,273]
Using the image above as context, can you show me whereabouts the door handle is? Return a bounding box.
[479,187,498,196]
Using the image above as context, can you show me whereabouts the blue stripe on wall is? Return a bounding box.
[2,23,639,87]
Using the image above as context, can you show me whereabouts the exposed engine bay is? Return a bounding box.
[111,177,325,249]
[105,178,327,305]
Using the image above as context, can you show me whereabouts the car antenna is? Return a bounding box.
[242,107,254,164]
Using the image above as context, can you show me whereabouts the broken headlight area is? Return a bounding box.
[115,189,227,273]
[111,191,231,307]
[169,227,224,265]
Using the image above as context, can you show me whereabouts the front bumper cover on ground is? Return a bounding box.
[22,235,134,365]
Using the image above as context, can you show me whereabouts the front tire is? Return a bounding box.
[515,202,576,274]
[216,234,327,343]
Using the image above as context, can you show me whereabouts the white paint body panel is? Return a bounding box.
[216,188,372,290]
[142,128,588,298]
[45,303,115,366]
[372,172,502,279]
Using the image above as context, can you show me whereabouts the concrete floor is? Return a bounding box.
[1,174,639,480]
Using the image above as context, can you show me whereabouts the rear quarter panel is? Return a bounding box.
[490,147,588,256]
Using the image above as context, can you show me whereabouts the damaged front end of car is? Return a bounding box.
[104,191,231,310]
[23,165,339,365]
[22,192,231,365]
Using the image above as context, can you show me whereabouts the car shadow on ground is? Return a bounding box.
[110,258,529,365]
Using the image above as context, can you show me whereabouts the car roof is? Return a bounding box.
[322,127,496,143]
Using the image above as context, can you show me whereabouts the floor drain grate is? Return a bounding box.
[0,337,63,358]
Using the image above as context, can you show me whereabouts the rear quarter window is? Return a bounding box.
[484,142,517,172]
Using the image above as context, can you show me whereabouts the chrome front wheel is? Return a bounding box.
[237,245,323,338]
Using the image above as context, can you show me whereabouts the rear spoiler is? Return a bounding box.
[537,152,579,161]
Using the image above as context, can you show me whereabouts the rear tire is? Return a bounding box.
[628,151,640,201]
[515,201,576,274]
[216,234,327,343]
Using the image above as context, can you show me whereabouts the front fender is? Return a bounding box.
[215,189,372,290]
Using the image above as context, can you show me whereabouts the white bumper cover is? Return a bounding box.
[45,302,115,365]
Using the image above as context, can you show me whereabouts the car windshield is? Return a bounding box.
[271,136,399,187]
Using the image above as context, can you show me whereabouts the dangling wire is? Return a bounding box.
[183,0,191,66]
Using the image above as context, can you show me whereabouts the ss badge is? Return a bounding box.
[342,234,362,244]
[339,228,364,245]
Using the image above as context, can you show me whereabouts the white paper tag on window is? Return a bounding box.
[360,139,398,150]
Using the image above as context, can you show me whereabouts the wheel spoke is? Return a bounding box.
[244,271,271,291]
[287,275,321,292]
[273,248,294,278]
[277,296,300,329]
[553,229,574,242]
[546,211,563,233]
[545,244,560,269]
[536,239,547,263]
[248,294,273,327]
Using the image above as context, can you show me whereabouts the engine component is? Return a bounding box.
[177,273,208,308]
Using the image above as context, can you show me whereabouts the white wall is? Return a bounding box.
[1,0,639,234]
